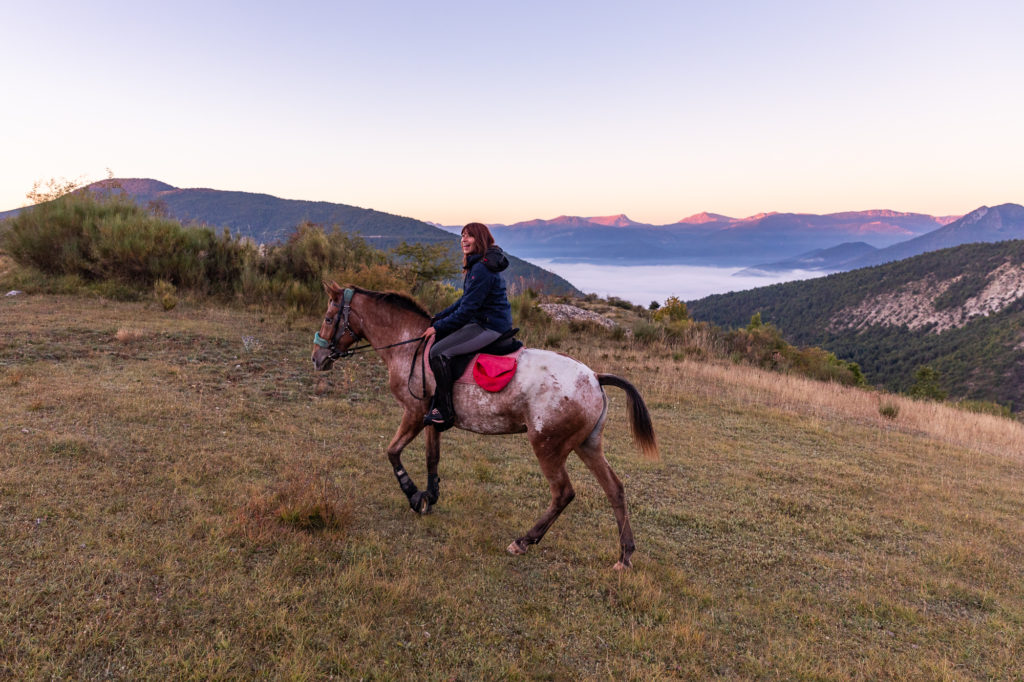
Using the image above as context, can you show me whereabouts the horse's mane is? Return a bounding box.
[331,283,430,319]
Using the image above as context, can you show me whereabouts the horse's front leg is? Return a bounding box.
[405,425,441,515]
[386,411,434,515]
[424,426,441,508]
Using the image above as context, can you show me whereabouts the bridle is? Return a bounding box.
[313,287,430,398]
[313,288,368,360]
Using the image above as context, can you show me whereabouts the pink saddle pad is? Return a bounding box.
[456,348,524,392]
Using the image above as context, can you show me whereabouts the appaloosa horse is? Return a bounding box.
[311,283,658,569]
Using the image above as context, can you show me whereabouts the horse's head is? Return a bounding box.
[311,282,365,371]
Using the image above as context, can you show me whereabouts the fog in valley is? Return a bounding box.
[525,259,827,305]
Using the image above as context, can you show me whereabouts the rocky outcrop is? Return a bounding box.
[539,303,619,330]
[831,261,1024,333]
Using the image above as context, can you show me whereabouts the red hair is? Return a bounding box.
[461,222,494,269]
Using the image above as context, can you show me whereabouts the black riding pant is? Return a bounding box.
[429,323,502,361]
[427,324,501,422]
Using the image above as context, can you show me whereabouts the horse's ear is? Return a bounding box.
[324,280,340,298]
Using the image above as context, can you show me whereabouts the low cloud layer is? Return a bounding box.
[526,259,826,304]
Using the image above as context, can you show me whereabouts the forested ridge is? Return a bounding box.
[688,240,1024,409]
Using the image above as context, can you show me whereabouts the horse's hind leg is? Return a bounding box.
[507,446,575,556]
[575,435,635,570]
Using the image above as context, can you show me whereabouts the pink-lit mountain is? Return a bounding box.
[488,210,959,265]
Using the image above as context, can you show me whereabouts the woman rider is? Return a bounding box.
[422,222,513,430]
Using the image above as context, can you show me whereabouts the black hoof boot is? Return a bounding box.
[409,490,432,515]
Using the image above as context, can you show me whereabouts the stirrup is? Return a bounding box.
[423,407,454,431]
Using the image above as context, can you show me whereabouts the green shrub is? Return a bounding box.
[653,296,689,323]
[955,399,1013,419]
[155,280,178,311]
[908,366,947,401]
[631,321,663,345]
[606,296,637,311]
[2,193,454,315]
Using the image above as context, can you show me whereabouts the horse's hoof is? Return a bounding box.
[506,540,527,555]
[613,560,631,571]
[409,491,432,515]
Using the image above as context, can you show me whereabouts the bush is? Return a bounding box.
[154,280,178,311]
[955,399,1013,419]
[1,190,245,293]
[879,402,900,420]
[1,193,454,316]
[607,296,637,311]
[653,296,688,323]
[631,321,663,346]
[908,366,947,401]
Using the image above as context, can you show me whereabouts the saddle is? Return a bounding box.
[451,328,524,392]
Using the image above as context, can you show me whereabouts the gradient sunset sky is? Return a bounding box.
[2,1,1021,226]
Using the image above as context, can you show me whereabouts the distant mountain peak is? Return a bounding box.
[586,214,641,227]
[88,178,177,197]
[677,212,734,224]
[963,206,991,223]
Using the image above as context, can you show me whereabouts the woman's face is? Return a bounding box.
[461,231,476,255]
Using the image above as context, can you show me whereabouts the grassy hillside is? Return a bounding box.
[107,179,582,296]
[2,292,1022,679]
[0,180,582,297]
[688,240,1024,410]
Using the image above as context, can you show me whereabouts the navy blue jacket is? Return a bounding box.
[432,247,513,337]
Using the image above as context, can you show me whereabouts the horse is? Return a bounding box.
[311,283,658,569]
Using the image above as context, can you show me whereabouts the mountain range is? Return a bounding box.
[474,210,958,266]
[741,204,1024,274]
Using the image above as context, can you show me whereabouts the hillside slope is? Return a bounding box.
[0,179,581,296]
[747,204,1024,273]
[1,293,1022,678]
[688,240,1024,408]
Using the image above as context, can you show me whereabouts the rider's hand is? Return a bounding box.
[423,326,436,338]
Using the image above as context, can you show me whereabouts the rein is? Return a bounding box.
[313,287,430,399]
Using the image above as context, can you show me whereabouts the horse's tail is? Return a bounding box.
[597,374,659,461]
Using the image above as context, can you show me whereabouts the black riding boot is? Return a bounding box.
[424,354,455,432]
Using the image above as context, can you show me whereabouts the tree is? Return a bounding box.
[908,365,947,401]
[25,176,84,204]
[390,241,459,287]
[653,296,689,322]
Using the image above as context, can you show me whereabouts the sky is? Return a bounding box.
[2,1,1022,226]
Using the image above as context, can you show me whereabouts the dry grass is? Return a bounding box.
[114,327,149,344]
[645,358,1024,461]
[2,293,1023,679]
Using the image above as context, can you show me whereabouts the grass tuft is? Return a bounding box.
[879,401,900,420]
[235,467,355,544]
[114,327,148,343]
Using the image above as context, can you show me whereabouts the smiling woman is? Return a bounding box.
[421,222,514,430]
